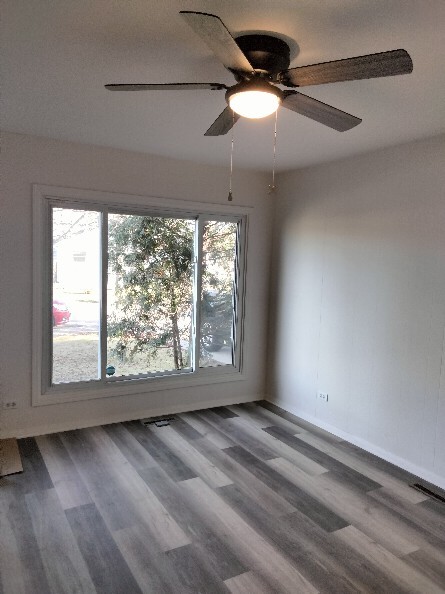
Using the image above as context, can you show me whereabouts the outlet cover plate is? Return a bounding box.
[2,401,18,409]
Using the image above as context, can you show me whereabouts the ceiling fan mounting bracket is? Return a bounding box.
[234,34,291,77]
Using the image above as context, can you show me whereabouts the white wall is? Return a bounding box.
[269,134,445,488]
[0,132,273,438]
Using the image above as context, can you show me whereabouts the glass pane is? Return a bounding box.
[52,207,101,384]
[107,214,195,377]
[199,221,238,367]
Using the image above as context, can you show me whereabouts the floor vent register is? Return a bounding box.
[410,483,445,504]
[140,416,175,428]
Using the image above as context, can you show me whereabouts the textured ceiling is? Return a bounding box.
[2,0,444,171]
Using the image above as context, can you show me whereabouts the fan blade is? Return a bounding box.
[180,11,253,73]
[280,49,413,87]
[204,107,240,136]
[105,82,228,91]
[282,91,361,131]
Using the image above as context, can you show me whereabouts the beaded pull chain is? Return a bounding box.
[268,110,278,194]
[228,112,235,201]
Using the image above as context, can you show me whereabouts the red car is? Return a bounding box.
[53,300,71,325]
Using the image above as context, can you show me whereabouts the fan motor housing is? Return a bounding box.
[234,34,290,75]
[225,79,283,106]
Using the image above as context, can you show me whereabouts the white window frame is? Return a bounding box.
[32,184,250,406]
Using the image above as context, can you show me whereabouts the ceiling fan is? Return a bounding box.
[105,11,413,136]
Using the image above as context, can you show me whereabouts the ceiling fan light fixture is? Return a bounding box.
[229,90,280,119]
[226,81,282,119]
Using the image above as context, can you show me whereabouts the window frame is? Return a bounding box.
[32,185,250,407]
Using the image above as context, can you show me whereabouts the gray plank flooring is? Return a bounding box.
[1,402,445,593]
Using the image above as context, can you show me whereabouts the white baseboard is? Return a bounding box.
[3,394,258,439]
[265,398,445,491]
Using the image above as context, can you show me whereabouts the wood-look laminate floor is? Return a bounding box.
[1,402,445,594]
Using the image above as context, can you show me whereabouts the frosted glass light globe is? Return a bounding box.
[229,90,281,119]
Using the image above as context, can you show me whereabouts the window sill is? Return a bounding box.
[32,367,245,407]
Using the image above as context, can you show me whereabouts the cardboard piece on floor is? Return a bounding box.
[0,439,23,477]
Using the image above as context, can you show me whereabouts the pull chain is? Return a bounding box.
[228,112,235,201]
[268,109,278,194]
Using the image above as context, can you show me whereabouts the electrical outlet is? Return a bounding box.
[318,392,329,402]
[2,400,18,409]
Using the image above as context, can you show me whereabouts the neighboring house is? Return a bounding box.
[53,230,100,294]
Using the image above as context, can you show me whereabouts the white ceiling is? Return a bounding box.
[2,0,445,171]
